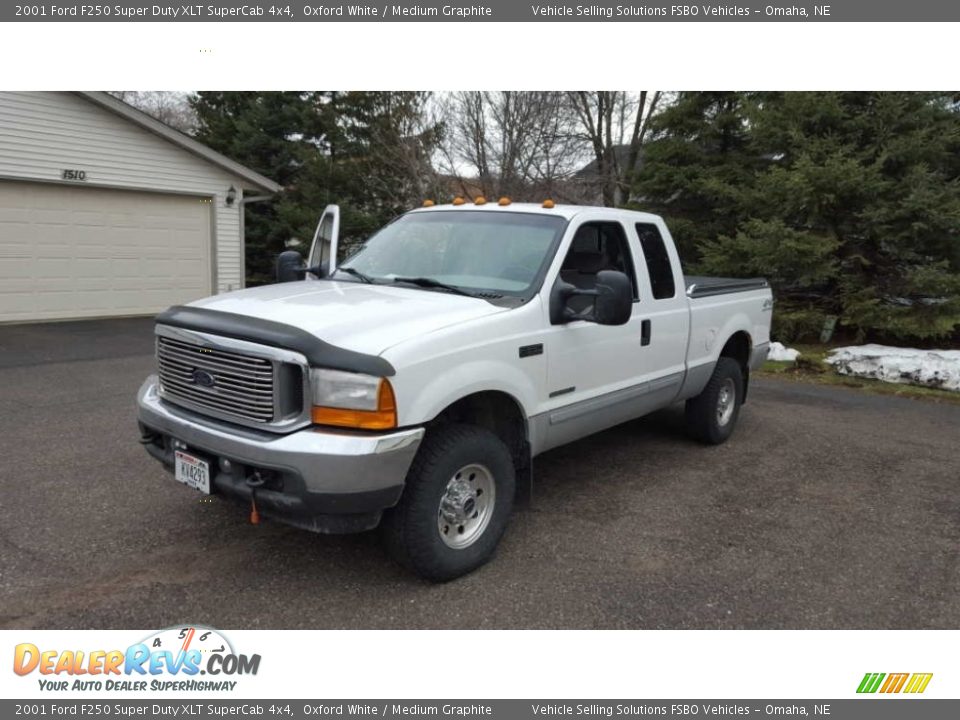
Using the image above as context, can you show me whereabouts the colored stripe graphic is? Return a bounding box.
[857,673,885,693]
[880,673,909,693]
[904,673,933,694]
[857,672,932,694]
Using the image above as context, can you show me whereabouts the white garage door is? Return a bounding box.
[0,181,212,322]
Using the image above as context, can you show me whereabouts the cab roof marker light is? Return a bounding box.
[422,199,435,207]
[452,196,466,206]
[498,197,511,206]
[474,196,487,205]
[542,199,556,209]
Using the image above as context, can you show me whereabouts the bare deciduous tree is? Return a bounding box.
[110,91,198,134]
[438,91,584,201]
[437,91,665,206]
[343,91,446,210]
[566,91,663,206]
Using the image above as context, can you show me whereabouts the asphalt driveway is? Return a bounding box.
[1,318,958,629]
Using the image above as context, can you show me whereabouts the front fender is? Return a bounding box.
[395,358,537,429]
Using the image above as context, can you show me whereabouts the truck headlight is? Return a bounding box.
[309,368,397,430]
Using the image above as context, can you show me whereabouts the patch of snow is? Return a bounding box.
[767,342,800,362]
[825,344,960,392]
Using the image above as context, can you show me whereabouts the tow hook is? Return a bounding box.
[246,471,267,526]
[245,470,268,488]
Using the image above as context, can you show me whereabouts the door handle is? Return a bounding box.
[641,319,651,346]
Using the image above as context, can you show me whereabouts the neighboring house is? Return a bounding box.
[437,173,595,206]
[573,144,646,206]
[0,91,280,323]
[440,174,487,201]
[573,144,645,180]
[438,146,647,208]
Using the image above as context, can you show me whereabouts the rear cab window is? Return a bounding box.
[635,223,676,300]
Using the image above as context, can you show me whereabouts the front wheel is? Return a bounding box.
[685,357,744,445]
[380,424,515,581]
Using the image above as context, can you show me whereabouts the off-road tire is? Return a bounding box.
[380,423,515,581]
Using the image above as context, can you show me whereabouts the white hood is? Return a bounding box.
[188,280,507,357]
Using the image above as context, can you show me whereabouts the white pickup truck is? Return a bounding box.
[137,200,772,580]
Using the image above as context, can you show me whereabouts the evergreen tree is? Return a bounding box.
[633,92,760,262]
[191,91,325,283]
[638,92,960,342]
[281,92,444,259]
[191,91,443,283]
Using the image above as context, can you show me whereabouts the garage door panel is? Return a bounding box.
[34,257,71,277]
[73,211,111,227]
[0,272,35,292]
[0,207,35,225]
[0,221,33,246]
[104,229,153,252]
[0,291,40,314]
[113,288,181,310]
[33,241,75,257]
[110,258,143,276]
[104,215,141,230]
[70,224,113,245]
[32,291,84,314]
[30,208,73,226]
[74,257,111,277]
[0,182,212,322]
[144,259,177,278]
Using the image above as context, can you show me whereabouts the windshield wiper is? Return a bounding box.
[388,276,479,297]
[335,266,374,284]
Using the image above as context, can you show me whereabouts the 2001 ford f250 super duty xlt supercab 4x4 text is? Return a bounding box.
[137,200,772,580]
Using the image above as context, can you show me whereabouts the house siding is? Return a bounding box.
[0,91,250,292]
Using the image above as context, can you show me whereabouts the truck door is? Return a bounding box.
[308,204,340,277]
[543,217,682,450]
[630,221,690,389]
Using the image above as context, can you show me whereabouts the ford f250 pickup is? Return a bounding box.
[137,200,772,580]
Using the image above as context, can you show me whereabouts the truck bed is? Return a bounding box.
[684,275,769,299]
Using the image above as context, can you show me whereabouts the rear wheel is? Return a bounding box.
[380,423,515,581]
[685,357,744,445]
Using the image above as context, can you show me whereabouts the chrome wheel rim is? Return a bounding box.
[717,378,736,427]
[437,463,495,549]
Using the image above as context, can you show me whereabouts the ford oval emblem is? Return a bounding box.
[191,369,216,388]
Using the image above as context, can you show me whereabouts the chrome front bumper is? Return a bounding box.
[136,376,424,532]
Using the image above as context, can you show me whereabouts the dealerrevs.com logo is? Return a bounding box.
[13,626,260,692]
[857,672,933,694]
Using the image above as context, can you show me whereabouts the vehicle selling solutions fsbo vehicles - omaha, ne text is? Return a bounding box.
[136,200,772,580]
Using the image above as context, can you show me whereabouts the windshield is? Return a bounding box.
[336,210,567,296]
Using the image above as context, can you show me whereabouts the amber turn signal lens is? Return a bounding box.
[311,379,397,430]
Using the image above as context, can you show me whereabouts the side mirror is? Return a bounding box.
[550,270,633,326]
[276,250,306,283]
[592,270,633,325]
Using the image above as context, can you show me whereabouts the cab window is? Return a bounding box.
[559,221,639,301]
[635,223,676,300]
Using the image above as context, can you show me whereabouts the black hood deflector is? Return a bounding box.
[155,305,396,377]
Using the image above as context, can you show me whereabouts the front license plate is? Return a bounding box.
[174,450,211,494]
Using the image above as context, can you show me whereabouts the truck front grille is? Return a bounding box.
[157,336,276,424]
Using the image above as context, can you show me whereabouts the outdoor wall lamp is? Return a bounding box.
[225,186,237,206]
